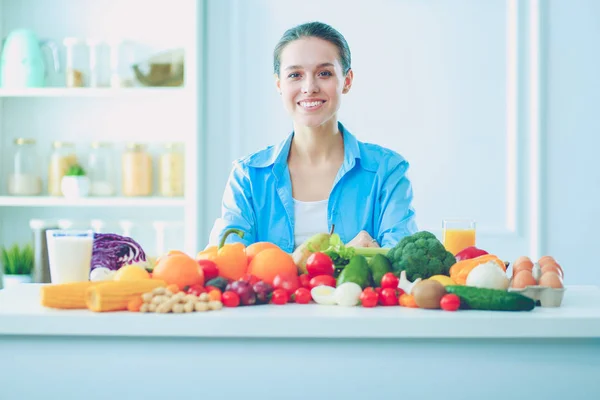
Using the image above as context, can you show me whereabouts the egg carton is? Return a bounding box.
[508,285,566,307]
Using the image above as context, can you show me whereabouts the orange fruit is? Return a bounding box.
[113,265,150,281]
[247,248,297,285]
[246,242,280,264]
[152,253,204,291]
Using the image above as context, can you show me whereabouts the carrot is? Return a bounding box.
[127,296,144,312]
[208,289,222,302]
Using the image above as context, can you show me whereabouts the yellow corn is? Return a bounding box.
[41,281,102,309]
[86,280,167,312]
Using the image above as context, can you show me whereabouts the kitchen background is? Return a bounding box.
[0,0,597,286]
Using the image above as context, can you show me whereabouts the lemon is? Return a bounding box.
[113,265,151,281]
[428,275,456,286]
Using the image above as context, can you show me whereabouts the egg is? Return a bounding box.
[538,271,564,289]
[514,256,532,266]
[511,269,537,289]
[541,261,564,278]
[512,259,534,277]
[538,255,556,267]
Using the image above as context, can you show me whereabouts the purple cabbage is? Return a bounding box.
[90,233,147,272]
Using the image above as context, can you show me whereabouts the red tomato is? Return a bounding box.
[271,288,289,305]
[222,291,240,307]
[205,285,219,292]
[273,273,300,295]
[240,273,261,286]
[197,259,219,282]
[305,252,335,278]
[374,287,384,305]
[299,274,311,289]
[186,284,206,296]
[440,294,461,311]
[380,272,399,290]
[309,275,337,289]
[360,288,378,308]
[380,288,398,306]
[293,288,311,304]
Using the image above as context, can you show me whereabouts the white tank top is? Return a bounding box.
[293,198,329,249]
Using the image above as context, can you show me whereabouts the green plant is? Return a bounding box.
[0,243,34,275]
[66,164,86,176]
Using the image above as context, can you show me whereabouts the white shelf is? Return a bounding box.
[0,88,187,98]
[0,196,185,207]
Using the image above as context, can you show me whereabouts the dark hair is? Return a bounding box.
[273,21,351,76]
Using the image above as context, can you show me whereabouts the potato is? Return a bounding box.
[412,280,446,309]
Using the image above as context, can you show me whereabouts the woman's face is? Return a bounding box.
[276,37,353,129]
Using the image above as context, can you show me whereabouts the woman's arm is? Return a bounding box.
[376,160,418,248]
[208,162,257,247]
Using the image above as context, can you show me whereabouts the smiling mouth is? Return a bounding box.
[298,100,326,110]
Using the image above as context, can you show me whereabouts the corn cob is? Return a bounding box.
[86,280,167,312]
[40,281,102,309]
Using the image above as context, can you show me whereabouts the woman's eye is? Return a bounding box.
[319,71,333,77]
[288,72,300,79]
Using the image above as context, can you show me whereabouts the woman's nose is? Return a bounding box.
[302,77,319,94]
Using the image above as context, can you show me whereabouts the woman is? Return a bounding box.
[209,21,417,253]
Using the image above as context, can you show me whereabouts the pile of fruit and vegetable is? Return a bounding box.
[40,228,566,313]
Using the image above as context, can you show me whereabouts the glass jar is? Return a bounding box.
[109,40,136,88]
[88,142,115,196]
[8,138,42,196]
[122,143,152,196]
[158,142,184,197]
[63,38,88,88]
[48,141,78,196]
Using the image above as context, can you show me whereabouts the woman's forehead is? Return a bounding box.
[280,37,341,70]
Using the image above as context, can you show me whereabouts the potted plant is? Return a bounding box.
[61,164,90,198]
[1,243,34,288]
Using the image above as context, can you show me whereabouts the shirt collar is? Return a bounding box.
[247,121,361,179]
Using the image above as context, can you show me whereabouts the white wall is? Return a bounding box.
[202,0,599,284]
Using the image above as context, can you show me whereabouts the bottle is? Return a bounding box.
[158,142,184,197]
[122,143,153,196]
[8,138,42,195]
[88,142,115,196]
[48,141,78,196]
[63,38,87,88]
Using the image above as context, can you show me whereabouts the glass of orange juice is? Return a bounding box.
[442,219,476,255]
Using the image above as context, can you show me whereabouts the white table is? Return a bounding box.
[1,284,599,399]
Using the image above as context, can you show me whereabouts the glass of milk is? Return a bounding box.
[46,230,95,283]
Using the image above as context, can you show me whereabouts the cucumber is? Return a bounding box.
[445,285,535,311]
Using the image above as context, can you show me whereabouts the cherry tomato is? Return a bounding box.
[240,273,261,286]
[273,273,300,295]
[293,288,311,304]
[374,287,384,305]
[271,288,289,305]
[299,274,311,289]
[305,252,335,278]
[205,285,219,293]
[360,288,378,308]
[186,284,206,296]
[440,294,461,311]
[222,291,240,307]
[380,288,398,306]
[309,275,337,289]
[380,272,399,290]
[197,259,219,282]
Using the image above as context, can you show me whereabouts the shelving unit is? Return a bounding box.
[0,0,203,258]
[0,196,185,207]
[0,87,187,98]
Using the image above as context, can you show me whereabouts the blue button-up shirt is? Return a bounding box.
[208,122,418,253]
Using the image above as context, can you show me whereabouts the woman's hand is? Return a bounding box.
[346,230,380,248]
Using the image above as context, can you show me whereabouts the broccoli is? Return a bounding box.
[386,231,456,281]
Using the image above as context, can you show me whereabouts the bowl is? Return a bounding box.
[132,48,185,87]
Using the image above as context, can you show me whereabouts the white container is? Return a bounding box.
[2,274,32,288]
[61,176,91,198]
[45,230,94,283]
